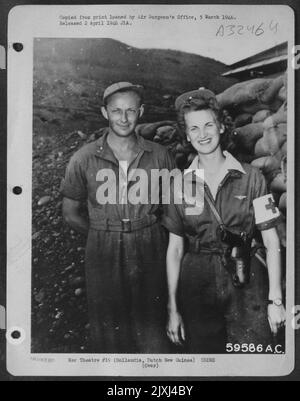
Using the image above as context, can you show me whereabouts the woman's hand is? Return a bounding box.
[167,309,186,346]
[166,233,185,346]
[268,304,286,335]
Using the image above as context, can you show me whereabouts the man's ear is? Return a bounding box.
[101,106,108,120]
[139,105,145,119]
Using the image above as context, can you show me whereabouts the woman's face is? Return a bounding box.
[184,109,223,155]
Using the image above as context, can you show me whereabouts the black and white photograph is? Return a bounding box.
[6,3,295,376]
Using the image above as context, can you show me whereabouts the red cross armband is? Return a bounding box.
[253,194,282,231]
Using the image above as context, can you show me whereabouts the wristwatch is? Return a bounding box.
[268,299,283,307]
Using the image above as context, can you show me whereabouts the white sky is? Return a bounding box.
[82,4,293,65]
[11,4,293,65]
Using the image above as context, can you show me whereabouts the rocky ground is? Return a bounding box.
[32,128,95,353]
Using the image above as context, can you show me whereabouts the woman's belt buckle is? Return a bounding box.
[121,219,132,233]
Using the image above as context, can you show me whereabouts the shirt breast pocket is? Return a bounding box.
[183,202,204,217]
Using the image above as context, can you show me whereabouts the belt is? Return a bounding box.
[89,214,158,233]
[187,239,256,258]
[187,238,230,256]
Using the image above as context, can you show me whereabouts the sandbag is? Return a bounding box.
[276,217,286,248]
[264,123,287,146]
[235,153,257,163]
[281,154,287,182]
[187,152,197,164]
[263,106,287,129]
[234,113,253,128]
[270,172,287,193]
[251,156,269,171]
[136,121,176,140]
[279,192,287,213]
[175,143,186,154]
[259,75,284,104]
[251,146,286,181]
[241,98,283,115]
[217,77,285,112]
[216,78,273,109]
[282,71,287,88]
[255,133,280,157]
[251,154,281,176]
[155,126,178,145]
[252,109,272,123]
[281,141,287,155]
[277,86,287,103]
[255,124,287,157]
[175,152,187,169]
[232,122,264,153]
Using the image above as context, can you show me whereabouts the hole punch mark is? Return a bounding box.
[11,330,21,340]
[13,186,22,195]
[7,327,25,345]
[13,43,23,52]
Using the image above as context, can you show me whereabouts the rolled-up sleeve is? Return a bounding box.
[253,169,282,231]
[60,153,87,201]
[161,179,185,237]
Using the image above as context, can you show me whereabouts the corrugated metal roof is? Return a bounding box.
[222,54,287,77]
[227,42,287,69]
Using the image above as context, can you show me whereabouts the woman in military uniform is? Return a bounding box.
[162,88,286,353]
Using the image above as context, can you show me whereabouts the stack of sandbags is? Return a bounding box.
[217,72,288,246]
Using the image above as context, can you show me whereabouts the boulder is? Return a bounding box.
[38,196,51,207]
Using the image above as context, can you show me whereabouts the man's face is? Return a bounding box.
[185,109,224,155]
[102,91,144,138]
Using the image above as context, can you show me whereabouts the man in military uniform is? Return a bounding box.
[61,82,175,353]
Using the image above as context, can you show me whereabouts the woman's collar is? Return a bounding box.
[185,151,246,176]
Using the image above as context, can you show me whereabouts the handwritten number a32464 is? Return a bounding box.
[216,23,267,37]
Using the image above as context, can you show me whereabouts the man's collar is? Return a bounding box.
[136,133,153,152]
[95,130,153,158]
[184,151,246,176]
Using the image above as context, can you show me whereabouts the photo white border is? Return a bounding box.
[7,3,295,377]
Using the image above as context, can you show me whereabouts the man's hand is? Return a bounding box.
[62,197,89,235]
[268,304,286,335]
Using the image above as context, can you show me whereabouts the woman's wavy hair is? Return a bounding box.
[177,96,222,132]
